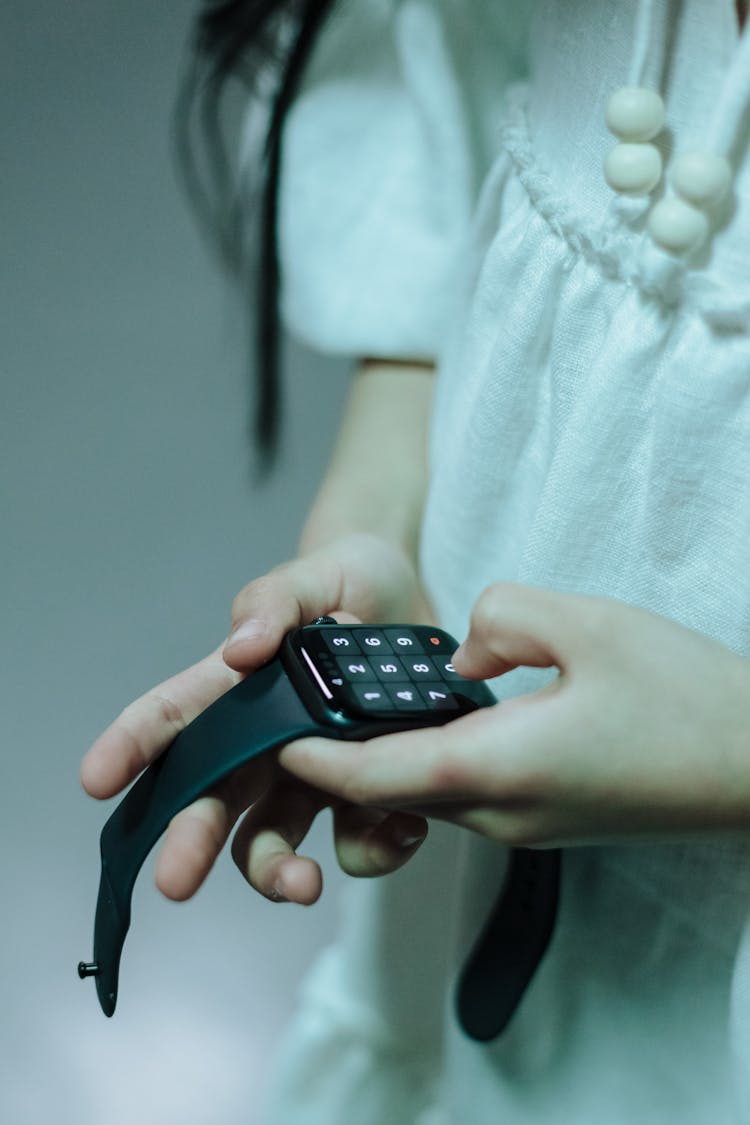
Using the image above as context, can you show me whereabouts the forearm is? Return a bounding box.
[298,358,435,561]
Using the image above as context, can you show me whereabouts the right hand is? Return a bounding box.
[80,533,433,906]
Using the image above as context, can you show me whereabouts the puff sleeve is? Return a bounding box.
[274,0,524,358]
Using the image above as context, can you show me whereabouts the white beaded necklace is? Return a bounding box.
[604,0,749,256]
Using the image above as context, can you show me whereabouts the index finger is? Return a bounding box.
[80,644,240,799]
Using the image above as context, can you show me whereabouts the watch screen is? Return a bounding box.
[287,623,493,720]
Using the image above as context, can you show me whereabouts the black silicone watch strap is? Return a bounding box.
[82,658,320,1016]
[455,847,562,1041]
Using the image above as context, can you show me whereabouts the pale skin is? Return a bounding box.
[81,359,750,907]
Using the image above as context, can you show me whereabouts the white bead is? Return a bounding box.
[647,197,709,254]
[671,151,732,207]
[604,143,662,195]
[605,86,666,142]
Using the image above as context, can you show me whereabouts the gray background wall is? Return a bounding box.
[2,3,352,1121]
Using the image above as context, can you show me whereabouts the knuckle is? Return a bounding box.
[472,582,513,630]
[229,584,254,622]
[149,692,187,739]
[229,575,273,628]
[113,689,185,775]
[170,810,223,876]
[229,564,313,634]
[428,752,476,796]
[339,773,372,807]
[108,717,147,776]
[187,797,229,849]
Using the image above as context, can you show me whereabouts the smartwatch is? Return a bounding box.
[78,618,560,1040]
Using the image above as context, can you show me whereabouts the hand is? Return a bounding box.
[279,583,750,847]
[80,533,432,904]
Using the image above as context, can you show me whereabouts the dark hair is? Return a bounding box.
[175,1,338,469]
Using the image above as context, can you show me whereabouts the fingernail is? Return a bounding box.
[225,619,267,649]
[393,828,426,850]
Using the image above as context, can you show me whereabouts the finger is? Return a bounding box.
[222,541,365,671]
[452,582,593,680]
[333,804,427,877]
[81,644,240,799]
[221,532,423,671]
[155,756,275,901]
[280,701,555,811]
[279,719,482,809]
[231,780,329,905]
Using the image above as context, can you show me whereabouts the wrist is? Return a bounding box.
[298,485,422,562]
[298,358,434,562]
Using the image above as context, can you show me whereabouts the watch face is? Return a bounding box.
[281,623,495,731]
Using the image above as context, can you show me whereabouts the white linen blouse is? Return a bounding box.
[261,1,750,1120]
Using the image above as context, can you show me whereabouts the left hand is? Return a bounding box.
[81,535,431,904]
[279,583,750,847]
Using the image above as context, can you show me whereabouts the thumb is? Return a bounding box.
[452,583,585,680]
[222,544,367,671]
[222,551,344,671]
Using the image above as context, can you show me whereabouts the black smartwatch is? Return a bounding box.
[79,618,560,1040]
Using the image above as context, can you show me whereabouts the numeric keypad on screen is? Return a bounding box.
[303,624,484,717]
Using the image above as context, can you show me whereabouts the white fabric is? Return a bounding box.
[277,0,524,357]
[266,1,750,1121]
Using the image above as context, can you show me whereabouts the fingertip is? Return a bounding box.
[451,640,471,674]
[452,629,520,679]
[81,719,147,799]
[79,752,97,796]
[154,857,192,902]
[155,843,205,902]
[79,746,116,800]
[275,856,323,906]
[222,619,273,668]
[156,879,192,903]
[334,810,428,877]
